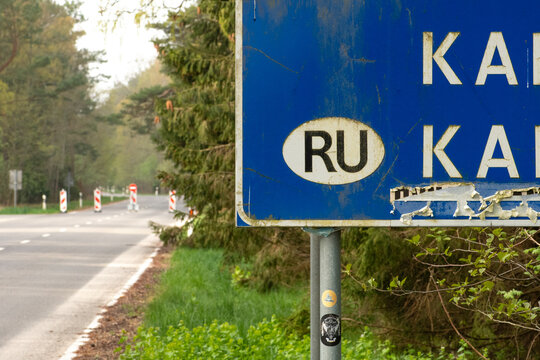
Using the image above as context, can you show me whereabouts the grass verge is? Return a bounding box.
[119,247,481,359]
[0,197,125,214]
[143,247,303,336]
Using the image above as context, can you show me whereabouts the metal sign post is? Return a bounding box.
[319,230,341,359]
[309,230,320,360]
[307,228,341,360]
[9,170,22,208]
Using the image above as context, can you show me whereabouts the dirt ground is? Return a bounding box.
[72,245,173,360]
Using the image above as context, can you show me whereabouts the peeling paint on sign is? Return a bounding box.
[400,202,434,225]
[391,184,540,224]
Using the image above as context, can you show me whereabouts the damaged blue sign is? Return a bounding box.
[236,0,540,227]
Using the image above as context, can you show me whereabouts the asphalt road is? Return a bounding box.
[0,194,183,359]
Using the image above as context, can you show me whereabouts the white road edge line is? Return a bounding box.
[0,247,4,251]
[59,246,160,360]
[42,234,51,238]
[20,240,31,244]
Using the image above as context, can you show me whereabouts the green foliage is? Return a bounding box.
[345,227,540,357]
[0,0,99,204]
[231,264,252,288]
[116,1,540,358]
[143,248,303,336]
[411,228,540,336]
[119,318,309,360]
[119,318,479,360]
[0,196,120,214]
[142,0,240,250]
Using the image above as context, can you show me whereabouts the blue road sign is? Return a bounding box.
[236,0,540,227]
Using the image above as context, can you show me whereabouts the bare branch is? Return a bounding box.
[430,271,489,360]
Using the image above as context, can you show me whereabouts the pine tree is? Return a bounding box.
[152,1,238,245]
[122,0,308,286]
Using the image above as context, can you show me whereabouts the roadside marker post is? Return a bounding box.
[94,189,102,212]
[9,170,22,208]
[59,189,67,213]
[169,190,176,212]
[128,183,139,212]
[79,192,83,208]
[42,194,47,210]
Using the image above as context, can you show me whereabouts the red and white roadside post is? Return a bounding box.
[128,183,139,211]
[59,189,67,213]
[94,188,102,212]
[168,190,176,212]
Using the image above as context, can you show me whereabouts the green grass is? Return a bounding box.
[120,247,481,359]
[0,196,125,214]
[144,247,304,336]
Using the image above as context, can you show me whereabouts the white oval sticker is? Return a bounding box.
[282,117,385,185]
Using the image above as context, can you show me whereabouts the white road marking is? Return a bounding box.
[42,234,50,238]
[59,241,161,360]
[74,224,80,228]
[85,221,92,225]
[0,247,4,251]
[97,219,103,223]
[20,240,31,245]
[106,217,111,220]
[59,228,67,233]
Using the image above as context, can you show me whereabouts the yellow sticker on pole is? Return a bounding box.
[321,290,337,308]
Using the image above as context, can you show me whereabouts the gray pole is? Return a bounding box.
[310,232,320,360]
[13,173,18,208]
[320,230,341,359]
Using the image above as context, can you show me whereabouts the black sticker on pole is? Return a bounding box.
[320,313,341,346]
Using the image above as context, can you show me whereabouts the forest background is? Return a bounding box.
[0,0,170,205]
[1,0,539,358]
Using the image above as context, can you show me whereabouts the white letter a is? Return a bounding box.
[477,125,519,178]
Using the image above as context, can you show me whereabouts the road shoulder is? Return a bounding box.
[70,245,172,359]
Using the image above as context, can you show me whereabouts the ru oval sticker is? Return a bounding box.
[282,117,385,185]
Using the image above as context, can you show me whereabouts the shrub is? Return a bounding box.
[343,227,540,358]
[118,317,478,360]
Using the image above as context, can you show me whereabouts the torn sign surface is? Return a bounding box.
[391,183,540,224]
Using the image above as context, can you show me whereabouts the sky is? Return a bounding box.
[52,0,189,97]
